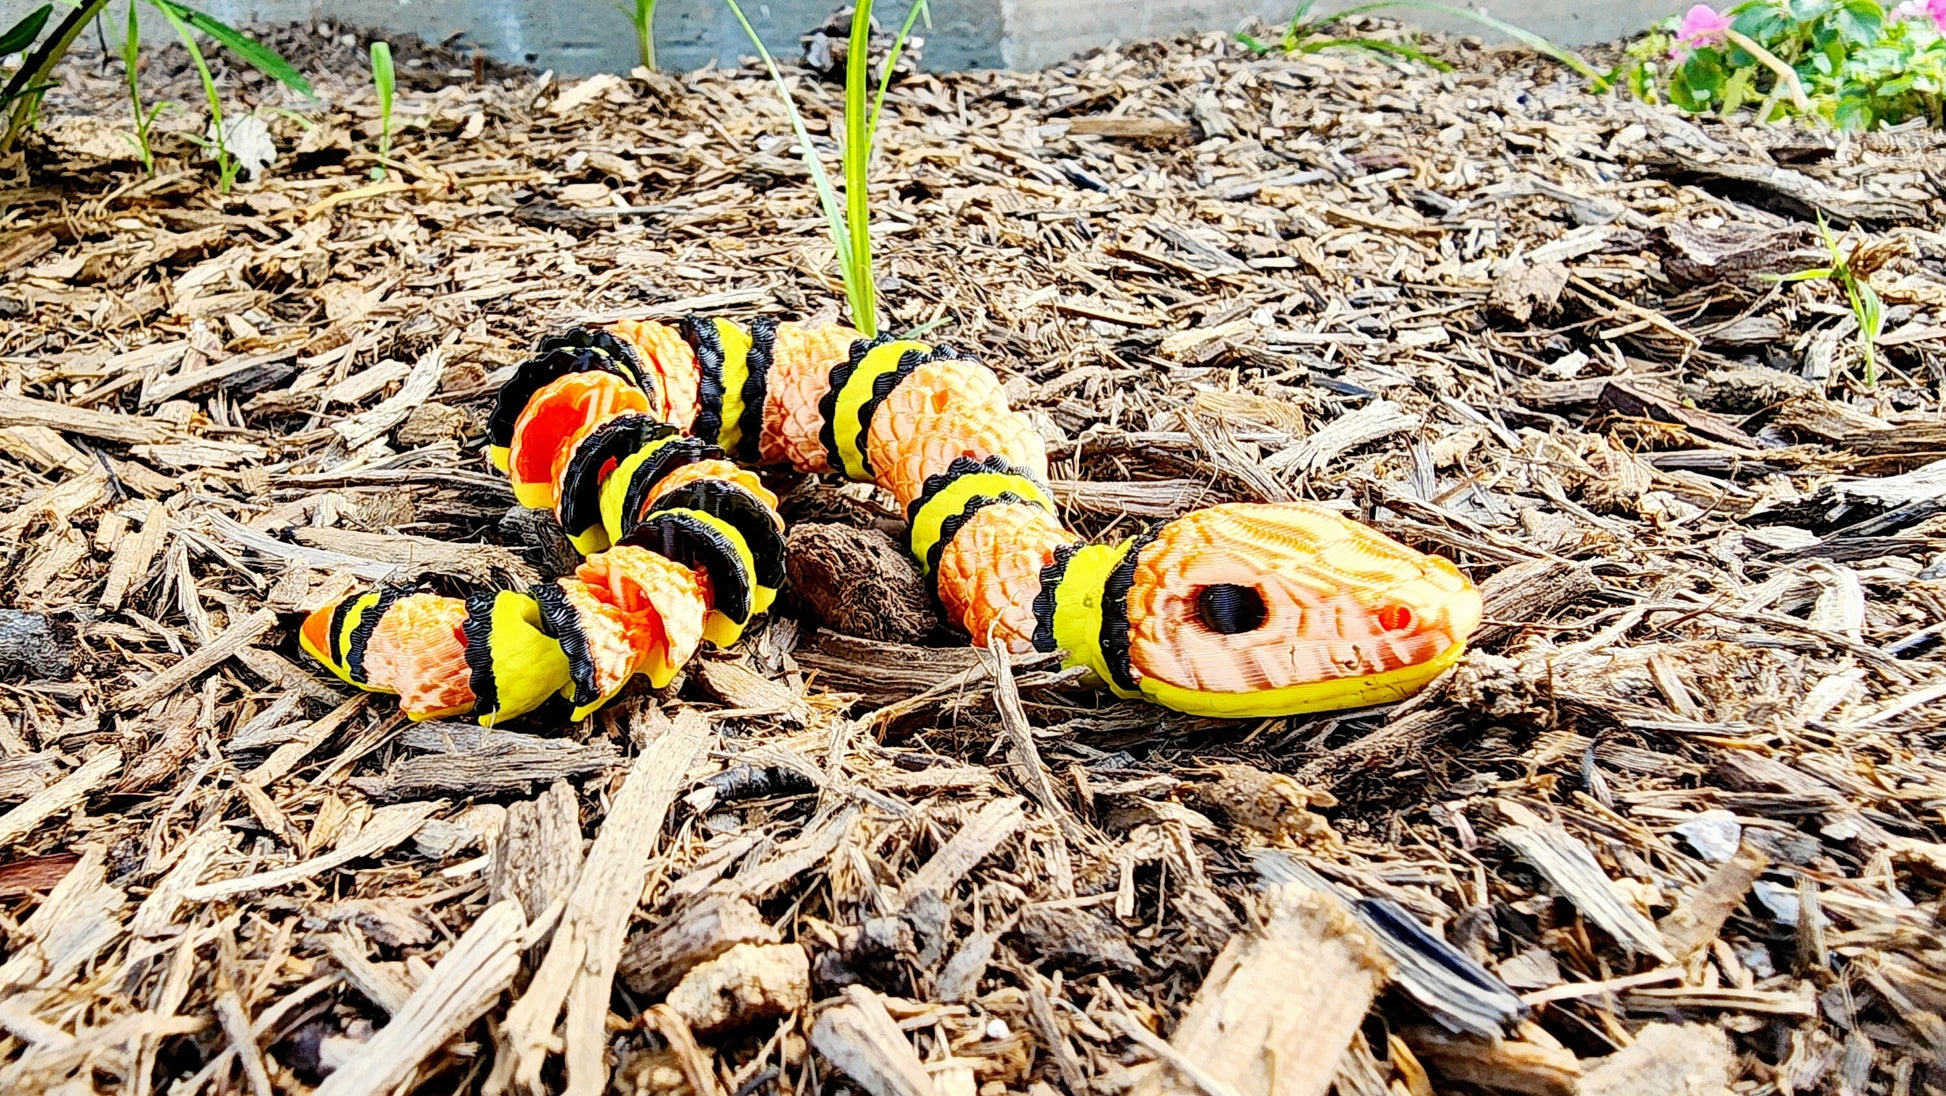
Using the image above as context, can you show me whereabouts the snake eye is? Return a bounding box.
[1376,604,1415,632]
[1196,584,1268,634]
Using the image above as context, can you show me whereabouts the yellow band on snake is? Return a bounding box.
[1048,542,1140,699]
[832,340,930,482]
[709,318,753,457]
[908,470,1055,573]
[1138,639,1469,719]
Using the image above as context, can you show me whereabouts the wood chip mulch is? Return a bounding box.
[2,17,1945,1096]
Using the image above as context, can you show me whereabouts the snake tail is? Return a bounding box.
[300,315,1482,722]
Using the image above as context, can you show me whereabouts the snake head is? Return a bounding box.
[1117,502,1482,718]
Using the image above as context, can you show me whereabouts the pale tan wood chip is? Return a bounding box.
[100,500,171,611]
[1496,802,1675,963]
[0,845,130,992]
[809,985,942,1096]
[0,393,172,444]
[242,696,373,788]
[184,800,440,902]
[491,708,707,1096]
[489,780,584,924]
[894,797,1025,911]
[324,932,416,1016]
[1129,886,1389,1096]
[116,607,278,711]
[0,749,122,850]
[130,825,236,938]
[1401,1026,1581,1096]
[0,425,91,474]
[334,343,445,448]
[1661,844,1770,961]
[215,989,275,1096]
[311,901,526,1096]
[1579,1022,1734,1096]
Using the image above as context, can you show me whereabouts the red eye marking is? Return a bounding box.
[1377,605,1414,632]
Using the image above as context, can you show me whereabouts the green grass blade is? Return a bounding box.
[722,0,861,324]
[144,0,313,96]
[845,1,877,335]
[1326,0,1598,82]
[150,0,231,187]
[1284,0,1318,49]
[1296,35,1455,70]
[867,0,928,136]
[0,6,53,57]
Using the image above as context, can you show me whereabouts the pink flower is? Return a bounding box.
[1670,4,1734,59]
[1898,0,1946,32]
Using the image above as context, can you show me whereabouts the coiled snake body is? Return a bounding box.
[300,317,1483,722]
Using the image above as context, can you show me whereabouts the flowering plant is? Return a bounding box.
[1623,0,1946,128]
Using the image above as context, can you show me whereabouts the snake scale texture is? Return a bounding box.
[299,316,1484,722]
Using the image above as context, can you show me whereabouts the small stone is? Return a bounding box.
[1673,809,1742,862]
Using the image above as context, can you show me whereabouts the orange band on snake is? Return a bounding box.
[300,315,1481,723]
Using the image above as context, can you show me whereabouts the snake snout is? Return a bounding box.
[1120,502,1483,715]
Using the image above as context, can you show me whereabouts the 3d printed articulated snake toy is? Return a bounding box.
[299,316,1484,723]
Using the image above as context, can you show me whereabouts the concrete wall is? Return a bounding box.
[59,0,1684,75]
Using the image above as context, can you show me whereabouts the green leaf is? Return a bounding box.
[1834,0,1883,46]
[142,0,314,97]
[1236,31,1273,53]
[1764,267,1836,282]
[0,5,52,57]
[1719,65,1756,113]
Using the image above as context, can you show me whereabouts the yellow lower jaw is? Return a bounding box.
[488,444,510,473]
[1136,640,1469,719]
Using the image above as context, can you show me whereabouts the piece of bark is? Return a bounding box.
[1400,1027,1580,1096]
[115,608,277,711]
[0,845,128,992]
[1016,905,1144,977]
[620,895,781,998]
[0,852,79,899]
[1067,115,1190,141]
[1333,1030,1392,1096]
[810,985,940,1096]
[1495,805,1675,963]
[492,709,707,1096]
[1577,1023,1734,1096]
[351,732,619,801]
[0,750,121,851]
[895,798,1026,911]
[665,942,810,1034]
[1653,222,1821,289]
[1129,885,1389,1096]
[1469,559,1599,649]
[489,781,583,925]
[1178,764,1338,845]
[324,932,416,1016]
[1255,852,1523,1040]
[184,801,438,902]
[1643,157,1924,225]
[99,501,170,612]
[313,900,526,1096]
[785,523,939,643]
[1660,844,1769,961]
[1598,381,1758,449]
[0,393,172,445]
[0,610,71,681]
